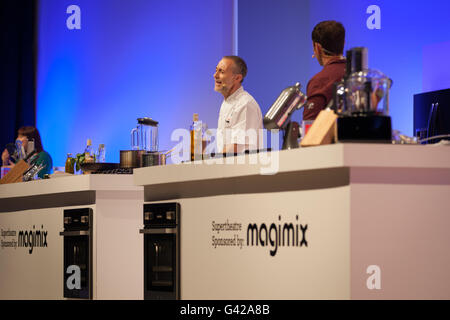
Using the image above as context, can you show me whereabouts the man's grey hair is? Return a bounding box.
[223,55,247,83]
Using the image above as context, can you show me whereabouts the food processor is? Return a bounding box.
[336,47,393,142]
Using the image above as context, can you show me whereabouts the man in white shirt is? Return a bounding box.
[214,56,263,154]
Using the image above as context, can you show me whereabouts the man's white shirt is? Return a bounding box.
[216,86,263,153]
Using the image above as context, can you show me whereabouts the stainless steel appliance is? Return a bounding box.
[139,203,180,300]
[59,208,93,299]
[263,82,308,149]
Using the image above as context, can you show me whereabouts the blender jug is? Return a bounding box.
[131,118,159,151]
[336,47,393,142]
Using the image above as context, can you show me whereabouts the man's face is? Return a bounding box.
[214,58,241,97]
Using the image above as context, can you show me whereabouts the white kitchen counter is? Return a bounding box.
[0,174,144,300]
[2,144,449,299]
[134,143,450,299]
[134,143,450,184]
[1,174,141,197]
[134,143,450,200]
[0,174,142,213]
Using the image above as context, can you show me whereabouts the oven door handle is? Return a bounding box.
[139,228,177,234]
[59,231,90,236]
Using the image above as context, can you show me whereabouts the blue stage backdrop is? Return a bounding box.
[37,0,233,166]
[238,0,450,136]
[237,0,311,119]
[37,0,450,166]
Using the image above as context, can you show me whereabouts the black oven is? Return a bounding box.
[59,208,93,299]
[140,202,180,300]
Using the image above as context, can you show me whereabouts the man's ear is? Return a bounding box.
[235,74,243,83]
[315,42,323,56]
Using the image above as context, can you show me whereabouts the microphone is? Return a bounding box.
[5,143,15,155]
[4,143,18,163]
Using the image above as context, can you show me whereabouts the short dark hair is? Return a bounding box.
[18,126,44,153]
[223,55,247,83]
[311,20,345,55]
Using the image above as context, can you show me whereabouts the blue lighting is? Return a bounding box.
[37,0,233,166]
[239,0,450,136]
[37,0,450,167]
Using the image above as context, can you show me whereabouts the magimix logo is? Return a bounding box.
[246,215,308,257]
[17,225,48,254]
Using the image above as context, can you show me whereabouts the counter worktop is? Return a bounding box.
[132,142,450,299]
[133,143,450,200]
[1,143,449,299]
[0,174,142,212]
[0,173,144,300]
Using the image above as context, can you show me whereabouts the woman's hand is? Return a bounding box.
[2,149,10,166]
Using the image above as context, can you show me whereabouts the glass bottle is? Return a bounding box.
[97,144,106,163]
[190,114,202,161]
[84,139,95,163]
[65,153,75,174]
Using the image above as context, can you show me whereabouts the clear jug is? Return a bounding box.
[336,47,393,142]
[343,68,392,116]
[131,118,159,152]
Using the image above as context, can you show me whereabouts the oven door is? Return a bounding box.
[60,231,92,299]
[142,228,179,300]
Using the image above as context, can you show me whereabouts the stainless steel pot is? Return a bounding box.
[120,150,146,168]
[141,150,173,167]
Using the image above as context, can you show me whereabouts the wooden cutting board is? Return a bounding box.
[300,109,338,147]
[0,160,29,184]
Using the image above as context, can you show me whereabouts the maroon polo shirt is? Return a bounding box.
[303,58,346,120]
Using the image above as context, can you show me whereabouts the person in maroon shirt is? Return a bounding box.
[304,21,346,121]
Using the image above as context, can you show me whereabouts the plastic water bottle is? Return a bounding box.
[97,144,106,163]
